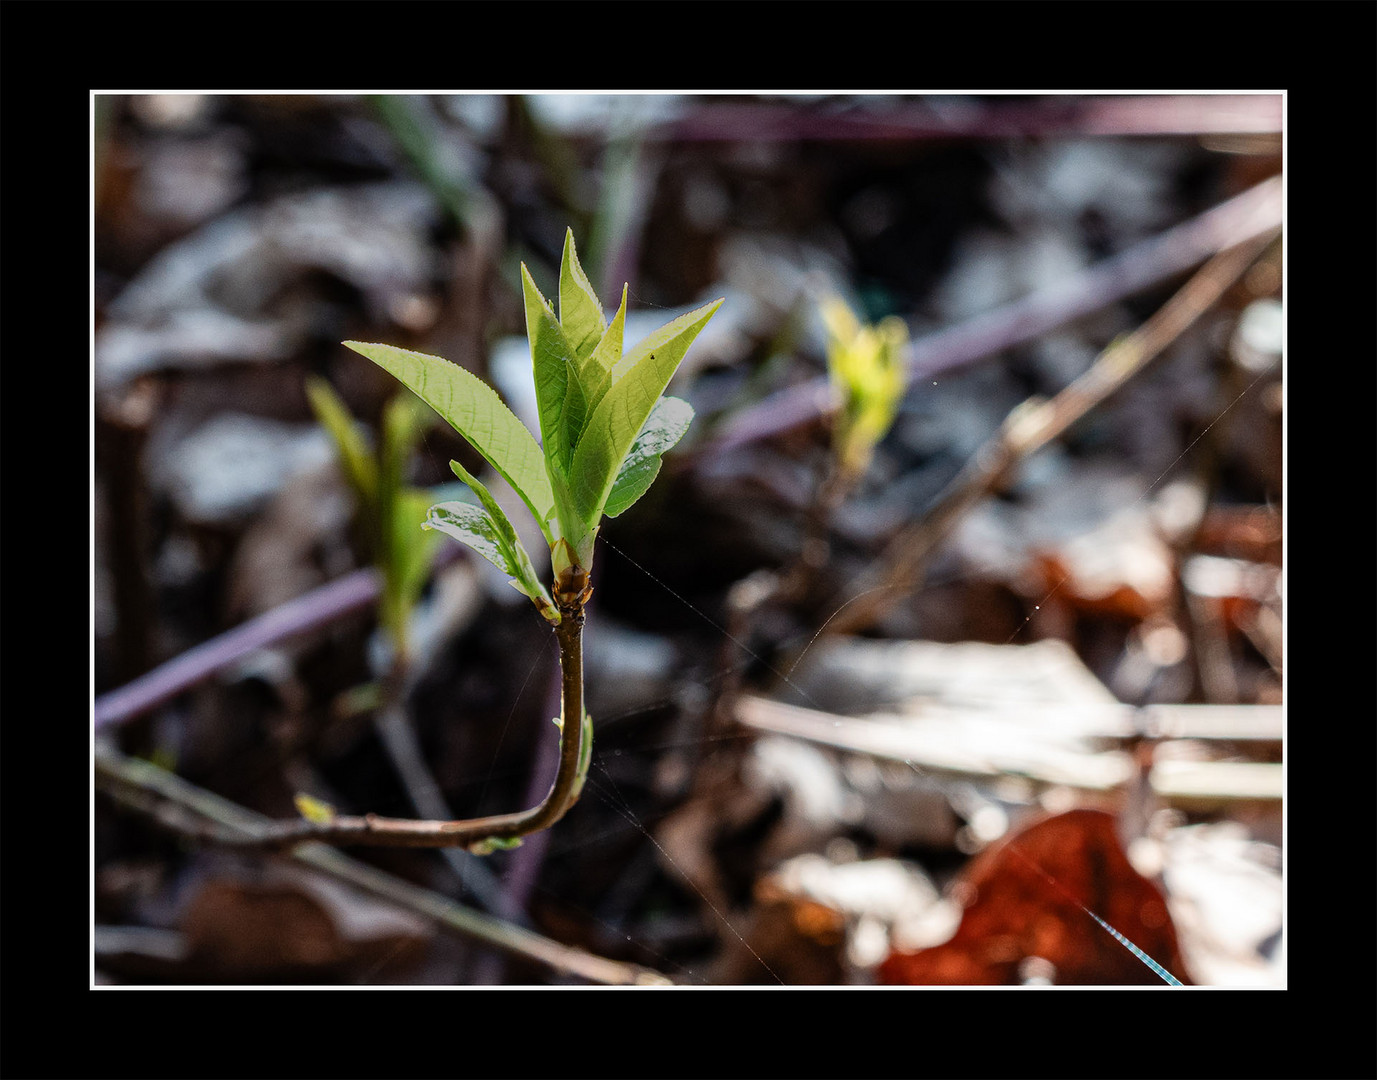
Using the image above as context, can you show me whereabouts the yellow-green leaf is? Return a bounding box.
[294,792,337,825]
[306,376,378,510]
[821,296,908,476]
[558,226,607,363]
[603,395,694,518]
[570,298,722,526]
[343,341,555,543]
[521,264,586,475]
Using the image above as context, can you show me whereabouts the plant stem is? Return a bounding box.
[94,741,666,984]
[122,595,590,853]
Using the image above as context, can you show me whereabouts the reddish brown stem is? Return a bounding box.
[154,595,589,853]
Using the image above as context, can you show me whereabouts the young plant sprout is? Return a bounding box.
[304,378,444,667]
[302,228,723,852]
[769,295,909,612]
[820,295,908,487]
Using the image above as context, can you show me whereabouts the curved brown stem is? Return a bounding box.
[124,595,590,853]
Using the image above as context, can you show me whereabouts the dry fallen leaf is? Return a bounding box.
[878,807,1191,985]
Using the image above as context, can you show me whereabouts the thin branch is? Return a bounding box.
[92,546,471,731]
[94,741,667,985]
[167,596,589,853]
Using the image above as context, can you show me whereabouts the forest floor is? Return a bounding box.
[94,94,1284,988]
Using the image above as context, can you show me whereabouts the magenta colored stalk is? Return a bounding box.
[93,567,381,730]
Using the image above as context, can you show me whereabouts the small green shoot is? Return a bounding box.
[322,229,720,850]
[552,707,596,802]
[820,295,908,481]
[125,234,719,858]
[468,835,524,856]
[306,378,445,661]
[293,792,338,825]
[345,229,721,614]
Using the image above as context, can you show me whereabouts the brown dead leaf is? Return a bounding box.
[878,808,1191,985]
[723,875,848,985]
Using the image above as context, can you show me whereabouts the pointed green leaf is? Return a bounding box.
[342,341,555,542]
[558,227,607,363]
[570,298,722,523]
[425,500,557,623]
[581,283,627,419]
[429,460,558,621]
[424,500,508,573]
[305,376,378,509]
[469,835,524,855]
[608,298,722,384]
[521,264,586,474]
[603,396,694,518]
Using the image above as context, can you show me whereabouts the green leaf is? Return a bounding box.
[570,297,722,524]
[393,487,443,614]
[607,298,721,385]
[342,341,555,543]
[820,296,908,477]
[550,705,594,801]
[521,264,586,475]
[469,835,523,855]
[294,792,337,825]
[424,500,507,572]
[306,376,378,510]
[558,227,607,364]
[428,460,559,622]
[603,395,694,518]
[378,393,427,571]
[580,283,627,419]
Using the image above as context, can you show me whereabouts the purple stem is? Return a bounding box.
[662,95,1282,143]
[93,567,381,730]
